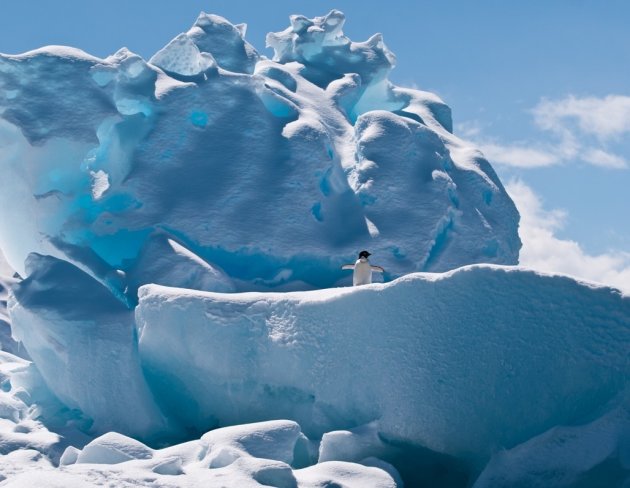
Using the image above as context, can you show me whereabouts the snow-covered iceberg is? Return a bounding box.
[0,10,519,299]
[0,8,628,488]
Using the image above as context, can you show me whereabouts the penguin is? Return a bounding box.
[341,250,385,286]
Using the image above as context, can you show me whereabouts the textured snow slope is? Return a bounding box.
[473,402,630,487]
[0,10,520,299]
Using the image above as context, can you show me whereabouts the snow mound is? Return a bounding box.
[76,432,153,465]
[0,10,520,299]
[0,418,398,487]
[199,420,302,468]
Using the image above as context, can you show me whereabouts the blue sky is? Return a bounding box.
[1,0,629,288]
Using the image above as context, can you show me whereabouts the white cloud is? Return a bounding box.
[478,143,559,168]
[580,148,628,169]
[533,95,630,142]
[506,180,630,293]
[455,120,482,139]
[459,94,630,170]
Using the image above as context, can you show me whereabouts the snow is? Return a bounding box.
[0,416,397,487]
[76,432,153,465]
[0,8,627,488]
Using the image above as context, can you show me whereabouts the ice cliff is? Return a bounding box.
[0,9,628,488]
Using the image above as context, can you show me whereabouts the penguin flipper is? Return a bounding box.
[371,265,385,273]
[341,264,355,270]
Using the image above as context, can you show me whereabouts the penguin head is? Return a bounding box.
[358,250,371,259]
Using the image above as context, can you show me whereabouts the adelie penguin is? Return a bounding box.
[342,250,385,286]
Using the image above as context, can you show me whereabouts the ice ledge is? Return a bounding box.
[138,263,628,302]
[136,265,630,465]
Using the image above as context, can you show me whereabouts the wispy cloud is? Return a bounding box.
[457,94,630,170]
[506,180,630,293]
[478,143,560,168]
[581,148,628,169]
[533,95,630,142]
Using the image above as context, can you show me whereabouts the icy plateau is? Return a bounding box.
[0,9,628,488]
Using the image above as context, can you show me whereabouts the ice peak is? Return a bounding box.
[288,9,346,37]
[193,12,240,33]
[148,12,258,77]
[267,10,394,88]
[192,13,248,42]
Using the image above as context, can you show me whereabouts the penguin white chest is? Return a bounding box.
[353,259,373,286]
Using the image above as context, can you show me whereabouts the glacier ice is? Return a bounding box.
[0,8,627,488]
[0,251,12,354]
[9,254,168,440]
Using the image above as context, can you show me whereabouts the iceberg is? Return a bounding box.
[0,8,627,488]
[0,10,520,300]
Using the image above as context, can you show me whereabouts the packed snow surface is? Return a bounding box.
[0,8,628,488]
